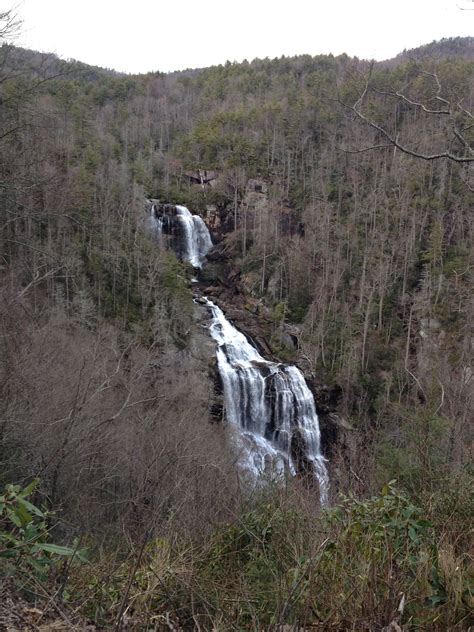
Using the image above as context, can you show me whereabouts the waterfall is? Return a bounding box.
[205,298,329,503]
[147,202,212,268]
[176,205,213,268]
[148,203,164,237]
[147,199,329,502]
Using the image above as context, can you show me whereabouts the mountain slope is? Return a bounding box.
[0,35,472,630]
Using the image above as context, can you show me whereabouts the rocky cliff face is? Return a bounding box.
[188,300,225,423]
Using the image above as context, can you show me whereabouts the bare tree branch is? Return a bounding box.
[343,143,394,154]
[339,65,474,163]
[0,7,22,43]
[15,266,63,299]
[374,88,450,115]
[452,125,474,154]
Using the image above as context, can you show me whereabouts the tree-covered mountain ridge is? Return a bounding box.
[8,34,474,74]
[0,30,472,629]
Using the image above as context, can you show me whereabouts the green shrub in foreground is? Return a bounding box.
[151,482,472,630]
[68,480,473,630]
[0,481,85,590]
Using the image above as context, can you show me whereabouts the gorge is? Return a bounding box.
[147,200,329,502]
[1,32,471,629]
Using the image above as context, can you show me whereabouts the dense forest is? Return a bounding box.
[0,8,472,629]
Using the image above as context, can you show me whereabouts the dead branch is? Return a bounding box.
[340,98,474,163]
[343,143,394,154]
[374,88,450,115]
[15,266,63,300]
[340,65,474,163]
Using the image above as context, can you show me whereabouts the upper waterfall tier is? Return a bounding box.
[147,202,213,268]
[205,298,329,503]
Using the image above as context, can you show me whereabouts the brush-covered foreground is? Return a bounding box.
[2,475,471,630]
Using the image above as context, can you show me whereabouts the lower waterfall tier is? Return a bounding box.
[205,298,329,503]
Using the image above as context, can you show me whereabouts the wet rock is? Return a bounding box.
[188,329,217,371]
[318,413,355,460]
[225,307,248,322]
[198,261,228,286]
[210,395,225,422]
[203,285,224,297]
[206,245,227,262]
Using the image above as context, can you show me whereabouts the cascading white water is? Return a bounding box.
[147,203,212,268]
[192,215,213,264]
[175,205,212,268]
[148,203,164,237]
[205,298,329,503]
[147,199,329,501]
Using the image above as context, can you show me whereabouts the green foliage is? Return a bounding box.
[287,302,309,324]
[375,403,455,495]
[320,482,472,627]
[0,481,84,585]
[154,253,194,347]
[75,483,471,629]
[270,300,286,324]
[70,555,130,625]
[327,481,432,564]
[421,220,444,266]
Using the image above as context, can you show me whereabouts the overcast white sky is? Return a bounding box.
[14,0,474,73]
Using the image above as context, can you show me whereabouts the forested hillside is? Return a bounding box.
[0,14,472,629]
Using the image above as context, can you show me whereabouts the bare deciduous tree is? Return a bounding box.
[0,7,21,43]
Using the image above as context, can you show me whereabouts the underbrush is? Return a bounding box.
[66,476,472,630]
